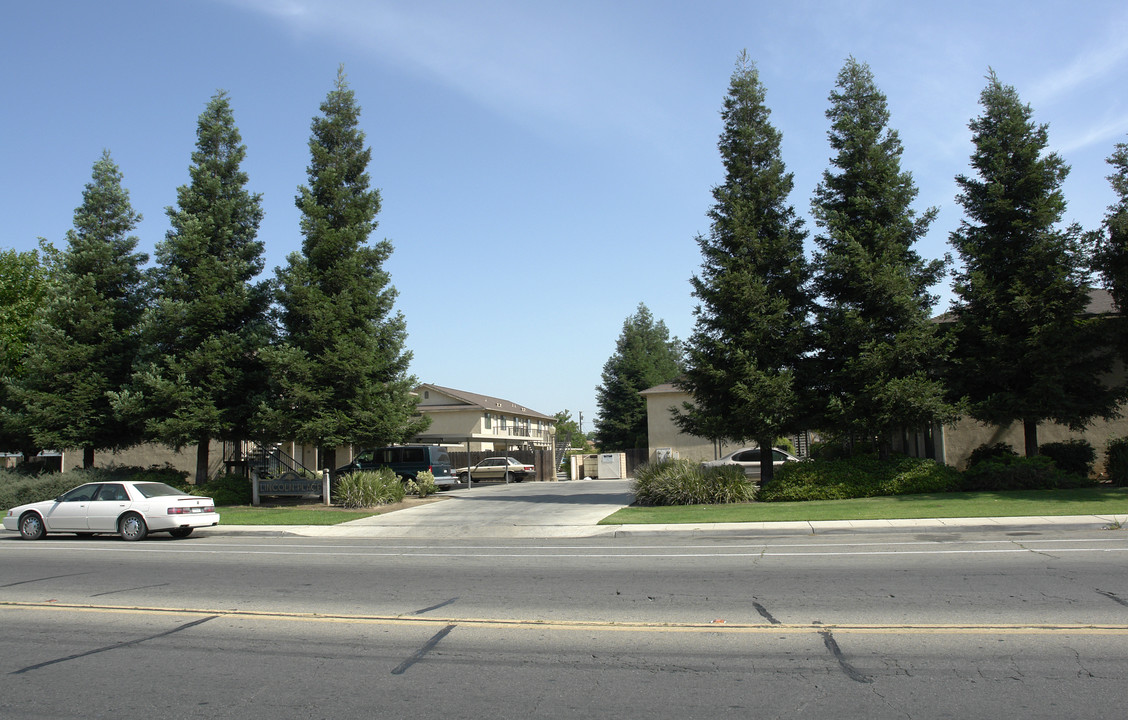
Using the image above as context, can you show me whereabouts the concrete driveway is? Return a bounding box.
[308,478,635,539]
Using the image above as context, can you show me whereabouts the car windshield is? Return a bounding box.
[133,482,188,498]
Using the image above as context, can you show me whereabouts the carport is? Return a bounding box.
[411,433,554,485]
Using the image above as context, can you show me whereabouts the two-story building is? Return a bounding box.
[410,383,556,452]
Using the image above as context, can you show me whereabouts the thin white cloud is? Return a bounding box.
[216,0,671,145]
[1055,114,1128,154]
[1028,15,1128,105]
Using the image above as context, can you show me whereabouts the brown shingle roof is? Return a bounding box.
[417,383,555,421]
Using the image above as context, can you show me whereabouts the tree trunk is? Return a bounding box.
[83,446,95,469]
[759,437,774,485]
[1023,419,1039,457]
[195,437,210,485]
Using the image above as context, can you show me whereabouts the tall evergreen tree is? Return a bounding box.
[261,67,427,471]
[675,52,811,483]
[119,91,269,483]
[594,303,682,451]
[950,72,1120,457]
[1096,139,1128,313]
[0,248,47,458]
[810,58,953,457]
[8,152,148,467]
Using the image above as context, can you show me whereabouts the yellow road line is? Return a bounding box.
[4,601,1128,635]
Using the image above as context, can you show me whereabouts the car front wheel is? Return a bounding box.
[19,512,45,540]
[119,513,148,541]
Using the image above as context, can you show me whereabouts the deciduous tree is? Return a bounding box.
[0,248,47,457]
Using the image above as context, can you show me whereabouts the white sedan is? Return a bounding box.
[701,447,799,479]
[3,480,219,541]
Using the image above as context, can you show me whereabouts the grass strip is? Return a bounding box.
[599,487,1128,525]
[218,506,380,525]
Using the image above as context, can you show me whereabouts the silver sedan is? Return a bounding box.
[701,447,799,479]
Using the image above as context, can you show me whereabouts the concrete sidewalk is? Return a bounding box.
[197,477,1127,540]
[205,513,1126,540]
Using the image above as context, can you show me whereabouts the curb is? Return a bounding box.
[198,514,1125,540]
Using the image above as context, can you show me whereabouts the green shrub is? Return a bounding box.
[758,455,963,502]
[334,468,405,508]
[1106,437,1128,487]
[410,471,437,498]
[0,471,84,510]
[195,473,253,506]
[967,443,1018,467]
[774,437,797,455]
[632,459,755,506]
[808,440,852,460]
[1039,439,1096,477]
[961,454,1096,491]
[0,465,234,510]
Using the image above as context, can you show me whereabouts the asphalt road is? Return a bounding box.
[3,526,1128,718]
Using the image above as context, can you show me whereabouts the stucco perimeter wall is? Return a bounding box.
[61,440,226,480]
[644,387,741,463]
[943,415,1128,473]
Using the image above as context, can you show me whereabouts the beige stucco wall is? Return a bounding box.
[644,388,744,463]
[424,410,481,436]
[941,416,1128,473]
[62,440,226,479]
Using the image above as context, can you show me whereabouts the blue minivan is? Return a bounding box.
[335,445,458,488]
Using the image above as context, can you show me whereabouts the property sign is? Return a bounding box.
[253,470,331,505]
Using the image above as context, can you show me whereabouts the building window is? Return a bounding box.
[484,413,492,430]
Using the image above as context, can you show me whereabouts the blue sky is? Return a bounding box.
[4,1,1127,433]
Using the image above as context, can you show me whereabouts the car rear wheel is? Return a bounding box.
[169,527,193,539]
[19,512,45,540]
[119,513,148,542]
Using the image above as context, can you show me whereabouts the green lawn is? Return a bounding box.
[600,487,1128,525]
[217,506,381,525]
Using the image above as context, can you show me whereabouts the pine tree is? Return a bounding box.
[1097,139,1128,312]
[262,67,427,471]
[0,248,47,458]
[8,152,148,467]
[810,58,953,457]
[121,91,269,483]
[594,303,683,451]
[675,52,811,483]
[950,72,1121,457]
